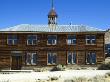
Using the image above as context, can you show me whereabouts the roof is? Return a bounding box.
[0,24,105,33]
[48,8,57,17]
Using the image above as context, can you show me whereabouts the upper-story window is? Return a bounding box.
[67,35,76,45]
[86,35,96,45]
[27,35,37,45]
[47,35,57,45]
[7,35,18,45]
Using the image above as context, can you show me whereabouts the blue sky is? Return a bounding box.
[0,0,110,30]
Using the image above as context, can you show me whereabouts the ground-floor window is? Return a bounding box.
[47,52,57,65]
[26,53,37,65]
[86,52,96,64]
[67,52,76,64]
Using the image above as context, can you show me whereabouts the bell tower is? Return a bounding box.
[48,0,58,29]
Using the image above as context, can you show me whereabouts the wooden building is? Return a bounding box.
[105,29,110,57]
[0,1,105,70]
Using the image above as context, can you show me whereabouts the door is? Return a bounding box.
[11,56,22,70]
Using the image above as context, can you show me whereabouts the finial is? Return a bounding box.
[52,0,54,9]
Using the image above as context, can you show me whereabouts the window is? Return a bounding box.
[7,35,18,45]
[91,35,96,44]
[27,35,37,45]
[108,48,110,54]
[47,35,57,45]
[86,35,96,44]
[47,52,57,65]
[26,53,37,65]
[86,52,96,64]
[67,35,76,45]
[67,52,76,64]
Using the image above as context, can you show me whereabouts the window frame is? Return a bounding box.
[67,52,77,64]
[86,52,96,65]
[7,35,18,45]
[27,35,37,45]
[86,35,96,45]
[47,35,57,45]
[47,52,57,65]
[91,35,96,44]
[108,48,110,53]
[67,35,76,45]
[26,53,37,65]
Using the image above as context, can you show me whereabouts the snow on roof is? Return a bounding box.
[0,24,105,32]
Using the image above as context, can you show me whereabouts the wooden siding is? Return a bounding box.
[0,32,105,69]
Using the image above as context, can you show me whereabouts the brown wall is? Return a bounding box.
[0,32,105,69]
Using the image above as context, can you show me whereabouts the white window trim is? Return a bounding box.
[67,52,76,64]
[86,52,96,65]
[31,53,37,65]
[26,53,37,65]
[86,35,96,45]
[47,35,57,45]
[67,35,76,45]
[7,36,17,45]
[27,35,37,45]
[47,52,57,65]
[86,53,90,64]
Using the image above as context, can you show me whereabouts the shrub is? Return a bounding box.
[98,63,110,70]
[105,72,110,77]
[50,76,59,81]
[50,64,66,71]
[64,79,75,82]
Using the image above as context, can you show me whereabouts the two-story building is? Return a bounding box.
[105,29,110,57]
[0,1,105,70]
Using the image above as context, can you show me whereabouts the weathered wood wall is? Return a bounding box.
[0,32,105,69]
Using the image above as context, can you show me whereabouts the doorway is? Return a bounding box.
[11,56,22,70]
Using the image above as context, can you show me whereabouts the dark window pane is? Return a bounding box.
[68,35,76,45]
[47,35,57,45]
[27,35,37,45]
[68,35,76,39]
[13,35,17,39]
[91,53,96,64]
[91,40,96,44]
[14,40,18,45]
[26,53,31,65]
[28,40,32,45]
[52,40,56,44]
[48,54,52,64]
[87,40,91,44]
[87,53,91,63]
[73,53,76,63]
[48,35,56,40]
[28,35,37,40]
[8,35,18,45]
[48,39,52,44]
[89,54,93,64]
[8,35,17,39]
[91,35,96,39]
[32,54,37,64]
[86,35,90,39]
[53,55,56,64]
[8,40,13,45]
[108,48,110,53]
[72,40,76,44]
[33,40,37,45]
[68,53,72,64]
[8,35,13,39]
